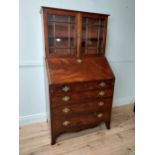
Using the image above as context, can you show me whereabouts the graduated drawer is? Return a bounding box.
[52,111,108,133]
[52,98,112,117]
[51,80,114,95]
[51,89,113,108]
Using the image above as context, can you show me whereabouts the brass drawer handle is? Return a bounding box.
[99,82,106,87]
[98,101,104,106]
[97,113,103,118]
[77,59,82,63]
[62,86,70,92]
[62,96,70,102]
[99,91,105,96]
[62,108,70,113]
[62,121,70,126]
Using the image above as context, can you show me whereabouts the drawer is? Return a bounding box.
[51,89,113,107]
[51,80,114,95]
[52,98,112,117]
[52,111,108,133]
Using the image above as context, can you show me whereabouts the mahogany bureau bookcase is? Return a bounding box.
[42,7,115,145]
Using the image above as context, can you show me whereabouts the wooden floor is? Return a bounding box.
[20,104,135,155]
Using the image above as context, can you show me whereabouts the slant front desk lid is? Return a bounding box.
[47,57,115,85]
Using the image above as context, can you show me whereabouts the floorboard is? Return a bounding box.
[19,104,135,155]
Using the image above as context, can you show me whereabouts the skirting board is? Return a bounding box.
[113,96,135,107]
[19,112,47,126]
[19,96,135,126]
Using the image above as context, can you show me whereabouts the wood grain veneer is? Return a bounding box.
[42,7,115,145]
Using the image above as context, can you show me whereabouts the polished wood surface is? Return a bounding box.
[42,6,110,16]
[51,89,113,102]
[52,98,112,114]
[77,13,82,58]
[51,96,112,108]
[47,57,114,84]
[20,104,135,155]
[42,7,115,145]
[51,79,114,94]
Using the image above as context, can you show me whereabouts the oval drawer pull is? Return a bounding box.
[99,82,106,87]
[62,86,70,92]
[98,101,104,106]
[62,121,70,126]
[99,91,105,96]
[97,113,103,118]
[62,108,70,113]
[62,96,70,102]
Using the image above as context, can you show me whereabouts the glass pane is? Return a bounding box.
[48,22,55,49]
[70,24,76,48]
[55,23,68,38]
[82,17,105,54]
[87,18,98,25]
[88,25,98,39]
[48,14,75,23]
[86,49,97,54]
[54,23,68,49]
[47,14,76,55]
[49,48,75,55]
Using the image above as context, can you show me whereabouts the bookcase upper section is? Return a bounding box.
[42,7,109,58]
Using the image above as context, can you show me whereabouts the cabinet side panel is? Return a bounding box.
[44,59,51,123]
[43,9,50,58]
[103,16,108,56]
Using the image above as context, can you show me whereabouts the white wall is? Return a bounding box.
[19,0,135,125]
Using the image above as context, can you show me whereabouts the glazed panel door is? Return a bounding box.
[43,9,109,58]
[43,9,77,57]
[81,13,108,56]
